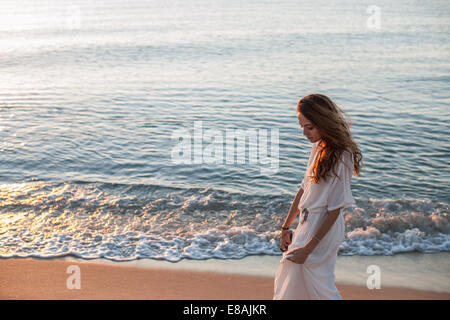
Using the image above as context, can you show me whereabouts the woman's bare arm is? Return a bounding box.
[281,187,304,229]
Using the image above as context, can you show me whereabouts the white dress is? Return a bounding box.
[273,141,355,300]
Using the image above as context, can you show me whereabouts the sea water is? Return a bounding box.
[0,0,449,263]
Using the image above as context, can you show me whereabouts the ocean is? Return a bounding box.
[0,0,449,267]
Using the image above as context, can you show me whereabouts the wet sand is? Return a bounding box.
[1,258,449,300]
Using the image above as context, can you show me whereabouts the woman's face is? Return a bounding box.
[298,112,322,143]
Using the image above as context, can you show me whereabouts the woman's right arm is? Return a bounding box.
[283,142,315,228]
[281,187,304,229]
[280,187,304,250]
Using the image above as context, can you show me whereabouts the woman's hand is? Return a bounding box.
[285,246,312,264]
[280,229,292,251]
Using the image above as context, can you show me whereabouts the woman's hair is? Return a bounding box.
[297,93,363,184]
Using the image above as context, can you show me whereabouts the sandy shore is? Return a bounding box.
[1,258,449,300]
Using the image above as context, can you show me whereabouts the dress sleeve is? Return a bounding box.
[326,150,355,211]
[299,177,306,190]
[299,142,317,189]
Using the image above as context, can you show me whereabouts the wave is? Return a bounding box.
[0,180,448,261]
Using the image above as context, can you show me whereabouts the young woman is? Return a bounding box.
[273,93,362,300]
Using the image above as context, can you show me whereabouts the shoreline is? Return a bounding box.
[1,257,449,300]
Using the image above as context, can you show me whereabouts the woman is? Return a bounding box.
[273,93,362,300]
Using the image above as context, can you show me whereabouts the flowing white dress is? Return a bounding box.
[273,141,355,300]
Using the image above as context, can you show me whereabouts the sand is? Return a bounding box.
[1,258,449,300]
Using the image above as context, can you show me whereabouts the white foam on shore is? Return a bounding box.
[1,182,448,262]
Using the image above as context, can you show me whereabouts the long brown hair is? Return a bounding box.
[297,93,362,184]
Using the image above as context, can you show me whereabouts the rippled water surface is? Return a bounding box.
[0,0,449,261]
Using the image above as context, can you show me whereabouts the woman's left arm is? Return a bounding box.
[286,207,341,264]
[304,207,341,252]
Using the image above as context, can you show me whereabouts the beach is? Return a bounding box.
[1,257,449,300]
[1,0,449,303]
